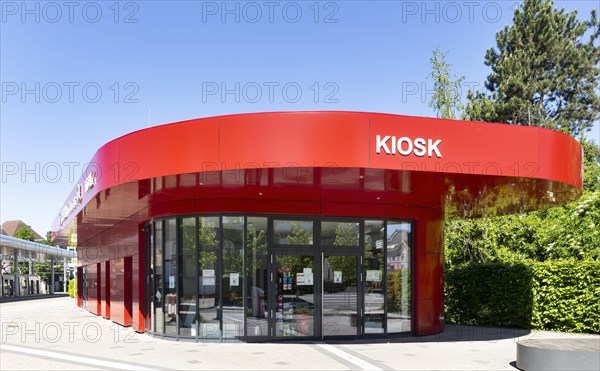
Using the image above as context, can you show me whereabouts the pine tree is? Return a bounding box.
[464,0,600,137]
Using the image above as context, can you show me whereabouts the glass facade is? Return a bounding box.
[145,215,413,341]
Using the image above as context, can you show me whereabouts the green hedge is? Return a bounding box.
[531,261,600,333]
[445,262,533,328]
[445,260,600,333]
[68,279,76,298]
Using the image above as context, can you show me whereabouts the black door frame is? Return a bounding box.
[266,217,365,341]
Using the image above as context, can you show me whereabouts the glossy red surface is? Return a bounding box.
[105,261,110,319]
[76,266,82,307]
[54,112,583,337]
[109,257,132,327]
[100,262,107,318]
[85,263,99,316]
[132,250,142,332]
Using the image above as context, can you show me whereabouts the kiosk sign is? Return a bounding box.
[376,135,442,158]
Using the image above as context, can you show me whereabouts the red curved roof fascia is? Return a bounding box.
[52,111,583,232]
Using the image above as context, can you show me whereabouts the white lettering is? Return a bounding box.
[375,135,443,158]
[413,138,427,157]
[428,139,442,158]
[397,137,412,156]
[376,135,391,154]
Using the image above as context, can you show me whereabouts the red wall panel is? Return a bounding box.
[109,258,126,326]
[85,263,99,315]
[105,261,110,319]
[76,266,82,307]
[124,256,133,327]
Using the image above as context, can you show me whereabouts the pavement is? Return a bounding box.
[1,296,598,370]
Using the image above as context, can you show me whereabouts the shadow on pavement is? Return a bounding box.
[295,325,532,345]
[0,294,70,304]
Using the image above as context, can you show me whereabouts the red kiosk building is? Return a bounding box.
[52,112,582,341]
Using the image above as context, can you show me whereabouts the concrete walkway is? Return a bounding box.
[1,297,598,370]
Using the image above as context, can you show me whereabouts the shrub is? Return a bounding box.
[531,260,600,333]
[68,278,76,298]
[445,260,600,333]
[445,262,533,328]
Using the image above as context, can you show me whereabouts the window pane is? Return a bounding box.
[323,255,358,336]
[198,217,220,340]
[147,224,153,332]
[321,221,359,246]
[273,220,313,245]
[364,220,385,334]
[178,217,197,337]
[164,218,177,336]
[386,221,412,333]
[153,221,163,335]
[275,255,314,337]
[246,217,269,339]
[222,216,244,342]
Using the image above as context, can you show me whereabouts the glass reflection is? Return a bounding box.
[222,216,244,341]
[178,217,197,337]
[275,256,314,337]
[273,220,313,245]
[146,215,414,340]
[153,221,163,335]
[321,221,359,246]
[198,217,220,340]
[164,219,177,336]
[146,228,152,332]
[323,255,358,336]
[386,221,412,333]
[246,217,269,339]
[364,220,385,334]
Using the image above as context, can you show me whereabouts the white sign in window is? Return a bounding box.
[230,273,239,287]
[366,270,382,282]
[203,269,215,286]
[333,271,342,283]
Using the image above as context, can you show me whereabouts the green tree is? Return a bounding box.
[582,140,600,191]
[13,226,34,241]
[327,224,360,283]
[286,222,312,245]
[198,218,218,269]
[464,0,600,137]
[428,47,465,119]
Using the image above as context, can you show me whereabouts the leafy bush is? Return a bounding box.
[531,261,600,333]
[68,278,76,298]
[445,191,600,265]
[445,260,600,333]
[445,262,533,328]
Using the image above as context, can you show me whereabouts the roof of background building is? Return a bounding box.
[1,220,44,241]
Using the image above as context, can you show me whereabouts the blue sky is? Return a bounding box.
[1,0,598,237]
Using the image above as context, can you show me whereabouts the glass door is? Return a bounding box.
[273,255,315,338]
[320,220,363,339]
[322,253,361,337]
[270,219,316,339]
